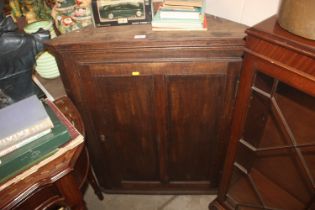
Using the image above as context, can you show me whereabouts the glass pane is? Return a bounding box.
[253,72,274,94]
[242,91,289,149]
[235,142,256,171]
[275,82,315,145]
[253,149,311,206]
[300,146,315,186]
[258,110,289,148]
[227,168,263,208]
[242,91,270,148]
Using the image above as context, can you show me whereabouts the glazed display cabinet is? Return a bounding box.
[46,15,246,194]
[210,16,315,209]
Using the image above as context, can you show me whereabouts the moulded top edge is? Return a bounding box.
[46,15,247,48]
[246,16,315,57]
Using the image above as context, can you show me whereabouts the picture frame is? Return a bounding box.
[92,0,152,26]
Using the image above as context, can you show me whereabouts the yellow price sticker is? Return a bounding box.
[132,71,140,76]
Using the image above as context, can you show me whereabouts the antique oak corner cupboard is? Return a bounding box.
[45,15,247,194]
[210,16,315,210]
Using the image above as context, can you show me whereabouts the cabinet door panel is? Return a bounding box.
[167,74,226,182]
[80,65,159,189]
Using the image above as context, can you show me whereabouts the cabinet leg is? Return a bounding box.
[87,167,104,200]
[209,199,226,210]
[56,173,87,210]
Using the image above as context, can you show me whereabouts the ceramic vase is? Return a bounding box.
[24,20,60,79]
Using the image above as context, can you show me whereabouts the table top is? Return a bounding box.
[34,74,66,100]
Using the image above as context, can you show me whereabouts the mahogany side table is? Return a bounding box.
[0,96,103,210]
[54,96,104,200]
[34,74,104,200]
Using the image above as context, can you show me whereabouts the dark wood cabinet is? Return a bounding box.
[46,15,246,193]
[210,16,315,209]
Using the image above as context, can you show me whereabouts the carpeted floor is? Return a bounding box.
[84,185,216,210]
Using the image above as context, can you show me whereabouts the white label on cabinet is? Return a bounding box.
[134,34,146,39]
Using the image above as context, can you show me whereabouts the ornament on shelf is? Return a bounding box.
[51,0,93,34]
[9,0,52,24]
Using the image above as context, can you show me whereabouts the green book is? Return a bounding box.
[152,10,203,29]
[159,7,201,19]
[0,103,71,183]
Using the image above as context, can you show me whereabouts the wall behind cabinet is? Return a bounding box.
[205,0,280,26]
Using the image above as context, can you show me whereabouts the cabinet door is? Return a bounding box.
[79,63,160,190]
[224,71,315,210]
[165,62,235,190]
[78,61,238,192]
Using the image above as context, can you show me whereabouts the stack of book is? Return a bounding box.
[0,95,74,183]
[151,0,207,31]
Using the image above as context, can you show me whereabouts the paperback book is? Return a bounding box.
[163,0,203,7]
[152,11,207,31]
[0,95,53,157]
[159,6,201,19]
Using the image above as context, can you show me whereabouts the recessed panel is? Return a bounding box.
[167,74,225,181]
